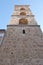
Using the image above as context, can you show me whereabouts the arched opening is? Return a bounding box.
[19,18,28,24]
[20,8,25,10]
[20,12,26,15]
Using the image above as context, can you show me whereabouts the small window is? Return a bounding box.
[20,8,25,10]
[20,12,26,15]
[23,30,25,34]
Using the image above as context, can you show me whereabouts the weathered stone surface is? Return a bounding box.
[0,25,43,65]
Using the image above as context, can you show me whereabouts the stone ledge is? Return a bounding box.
[11,15,34,17]
[7,25,40,27]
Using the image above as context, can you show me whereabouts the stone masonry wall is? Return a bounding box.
[0,25,43,65]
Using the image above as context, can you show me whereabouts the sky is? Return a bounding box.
[0,0,43,32]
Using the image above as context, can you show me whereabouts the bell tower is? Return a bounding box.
[10,5,37,25]
[0,5,43,65]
